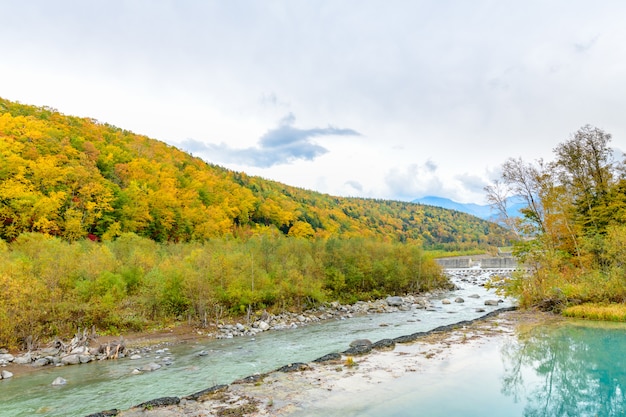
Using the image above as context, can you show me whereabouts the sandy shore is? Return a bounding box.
[106,309,560,417]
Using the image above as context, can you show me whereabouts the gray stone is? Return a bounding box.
[70,346,89,355]
[484,300,500,306]
[40,347,59,356]
[14,353,32,364]
[349,339,372,348]
[454,297,465,303]
[79,355,92,364]
[441,299,451,305]
[52,376,67,386]
[386,296,404,307]
[1,370,13,379]
[140,362,162,372]
[130,354,142,360]
[33,358,49,367]
[0,353,14,362]
[468,294,481,298]
[61,354,81,365]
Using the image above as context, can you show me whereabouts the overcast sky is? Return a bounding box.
[1,1,625,204]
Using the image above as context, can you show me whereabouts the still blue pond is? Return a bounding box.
[289,319,626,417]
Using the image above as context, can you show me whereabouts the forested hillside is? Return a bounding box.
[0,98,511,348]
[0,98,508,249]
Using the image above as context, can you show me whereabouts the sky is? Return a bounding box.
[1,1,626,204]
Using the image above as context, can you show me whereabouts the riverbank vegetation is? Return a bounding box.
[0,232,446,350]
[487,125,626,316]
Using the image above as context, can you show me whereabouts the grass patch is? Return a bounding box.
[562,303,626,322]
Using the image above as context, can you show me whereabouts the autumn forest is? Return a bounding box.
[0,98,511,349]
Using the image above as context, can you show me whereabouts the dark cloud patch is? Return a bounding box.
[184,113,360,168]
[179,138,210,154]
[345,180,363,192]
[424,159,437,172]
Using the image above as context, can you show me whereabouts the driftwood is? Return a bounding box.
[97,337,126,360]
[50,326,98,354]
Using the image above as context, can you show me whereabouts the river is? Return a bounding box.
[2,269,517,416]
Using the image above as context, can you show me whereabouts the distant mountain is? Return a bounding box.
[413,196,526,221]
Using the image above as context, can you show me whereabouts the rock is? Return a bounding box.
[386,296,404,307]
[61,354,81,365]
[454,297,465,303]
[257,321,270,331]
[196,350,209,357]
[476,308,486,312]
[52,377,67,386]
[131,368,142,375]
[79,355,92,364]
[313,353,341,363]
[468,294,481,298]
[13,353,32,365]
[140,362,162,372]
[349,339,372,348]
[33,358,49,367]
[484,300,500,306]
[184,384,228,401]
[135,396,180,409]
[441,299,451,305]
[276,362,310,373]
[130,354,142,360]
[0,353,14,362]
[70,346,89,355]
[40,347,59,356]
[371,338,396,350]
[235,323,245,331]
[1,370,13,379]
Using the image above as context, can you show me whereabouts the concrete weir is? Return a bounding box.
[435,256,518,269]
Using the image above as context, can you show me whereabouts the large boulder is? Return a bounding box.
[61,354,81,365]
[1,370,13,379]
[33,358,50,367]
[0,353,14,362]
[13,353,32,365]
[386,296,404,307]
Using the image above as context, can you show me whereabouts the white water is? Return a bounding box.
[0,270,514,417]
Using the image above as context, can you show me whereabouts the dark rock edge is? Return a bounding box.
[85,306,517,417]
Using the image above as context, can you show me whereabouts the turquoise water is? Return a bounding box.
[5,271,626,417]
[290,320,626,417]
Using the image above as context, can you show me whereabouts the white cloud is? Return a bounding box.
[2,1,626,203]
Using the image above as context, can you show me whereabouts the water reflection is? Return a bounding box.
[502,321,626,417]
